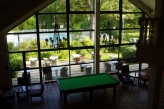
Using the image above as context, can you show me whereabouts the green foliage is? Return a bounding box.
[57,50,69,59]
[122,46,137,63]
[9,53,23,78]
[12,16,36,31]
[10,55,22,78]
[11,71,18,78]
[41,51,52,59]
[81,37,93,46]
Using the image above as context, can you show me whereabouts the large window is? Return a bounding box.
[7,0,144,86]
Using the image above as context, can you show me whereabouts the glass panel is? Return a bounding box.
[100,47,119,61]
[100,30,119,45]
[39,0,66,13]
[123,0,141,12]
[26,52,38,68]
[122,29,139,44]
[69,14,94,30]
[70,49,93,64]
[122,14,141,28]
[100,0,119,11]
[7,33,38,51]
[30,69,40,84]
[9,53,23,70]
[119,45,137,61]
[9,16,36,33]
[129,63,139,71]
[38,14,67,32]
[70,0,94,11]
[141,63,149,70]
[100,14,120,29]
[39,32,68,49]
[70,31,94,47]
[40,50,69,67]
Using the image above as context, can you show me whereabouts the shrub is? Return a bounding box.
[122,46,137,63]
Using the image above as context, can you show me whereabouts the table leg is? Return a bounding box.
[64,93,67,106]
[113,86,116,98]
[90,90,93,102]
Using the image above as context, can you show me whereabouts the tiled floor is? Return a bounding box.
[1,77,149,109]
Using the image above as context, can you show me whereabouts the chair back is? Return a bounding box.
[104,62,111,72]
[42,66,52,81]
[117,73,124,82]
[60,67,68,77]
[17,77,29,86]
[84,66,92,75]
[40,83,44,94]
[121,65,130,76]
[42,66,52,75]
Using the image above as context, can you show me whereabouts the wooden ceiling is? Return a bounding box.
[0,0,54,34]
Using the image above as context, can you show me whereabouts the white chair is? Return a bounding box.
[60,67,68,77]
[49,56,58,66]
[29,58,37,68]
[104,62,111,73]
[84,66,92,75]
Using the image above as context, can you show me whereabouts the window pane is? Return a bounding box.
[41,50,69,67]
[39,0,66,13]
[69,14,94,30]
[100,14,120,29]
[119,45,137,61]
[26,52,38,68]
[70,0,93,11]
[122,0,141,12]
[122,14,141,28]
[39,32,68,49]
[100,47,119,61]
[9,16,36,32]
[9,53,23,70]
[122,29,139,44]
[100,30,119,45]
[70,31,94,47]
[38,14,67,32]
[7,33,38,51]
[100,0,119,11]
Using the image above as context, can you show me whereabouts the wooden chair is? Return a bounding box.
[139,68,150,85]
[104,62,111,73]
[117,72,135,90]
[42,66,53,83]
[29,83,44,103]
[84,66,92,75]
[60,67,69,77]
[121,64,130,76]
[0,87,15,105]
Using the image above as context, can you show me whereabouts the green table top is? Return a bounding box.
[57,73,119,91]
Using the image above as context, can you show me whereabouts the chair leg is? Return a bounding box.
[41,95,44,101]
